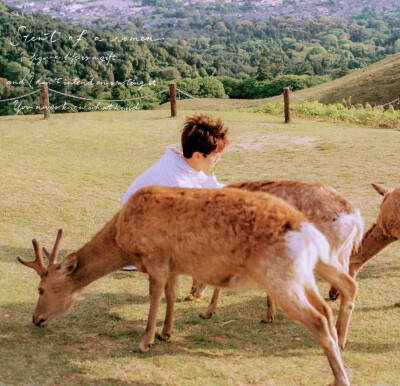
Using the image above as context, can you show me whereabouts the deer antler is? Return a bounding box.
[42,229,64,267]
[17,238,46,276]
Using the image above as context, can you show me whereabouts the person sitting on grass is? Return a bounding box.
[121,113,229,271]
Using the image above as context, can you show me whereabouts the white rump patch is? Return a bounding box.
[285,222,331,275]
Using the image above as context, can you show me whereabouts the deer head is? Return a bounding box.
[17,229,79,327]
[371,183,400,240]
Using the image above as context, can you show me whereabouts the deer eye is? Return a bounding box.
[38,288,45,295]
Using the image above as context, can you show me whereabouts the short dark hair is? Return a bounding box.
[181,114,229,158]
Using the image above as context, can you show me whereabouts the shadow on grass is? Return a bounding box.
[356,303,399,313]
[345,341,400,354]
[2,291,397,355]
[353,259,400,281]
[1,285,398,384]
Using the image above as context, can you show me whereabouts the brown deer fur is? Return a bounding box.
[18,186,350,385]
[189,180,363,349]
[330,183,400,305]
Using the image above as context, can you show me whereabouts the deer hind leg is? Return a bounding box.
[199,287,221,319]
[261,295,276,323]
[316,260,357,350]
[266,282,349,386]
[304,282,338,344]
[159,273,182,342]
[138,274,167,353]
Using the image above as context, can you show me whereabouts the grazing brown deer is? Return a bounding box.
[188,180,363,349]
[18,186,349,385]
[329,183,400,305]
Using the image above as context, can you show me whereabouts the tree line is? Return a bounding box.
[0,1,399,115]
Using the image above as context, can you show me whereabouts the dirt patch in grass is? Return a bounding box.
[227,134,318,152]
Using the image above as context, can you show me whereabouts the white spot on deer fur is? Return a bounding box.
[151,235,165,243]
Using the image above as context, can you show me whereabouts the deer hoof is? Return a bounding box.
[186,295,203,302]
[134,343,151,353]
[157,333,171,342]
[261,315,275,323]
[329,287,340,301]
[199,312,212,319]
[339,341,346,350]
[395,301,400,308]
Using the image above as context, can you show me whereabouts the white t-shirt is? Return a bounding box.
[121,146,225,207]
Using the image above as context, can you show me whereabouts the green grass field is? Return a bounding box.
[1,109,399,385]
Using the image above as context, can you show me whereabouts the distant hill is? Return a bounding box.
[158,54,400,110]
[294,52,400,105]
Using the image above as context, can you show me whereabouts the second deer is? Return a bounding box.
[188,180,363,349]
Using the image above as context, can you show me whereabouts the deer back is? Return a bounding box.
[228,180,355,222]
[115,186,307,278]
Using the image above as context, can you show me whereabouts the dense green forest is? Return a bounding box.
[0,0,399,115]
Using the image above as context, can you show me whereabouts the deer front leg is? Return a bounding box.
[199,287,221,319]
[137,274,166,353]
[159,273,182,341]
[261,295,276,323]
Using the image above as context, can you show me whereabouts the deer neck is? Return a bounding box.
[70,217,129,291]
[349,221,396,278]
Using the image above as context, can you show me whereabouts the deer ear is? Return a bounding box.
[59,253,78,276]
[371,183,390,196]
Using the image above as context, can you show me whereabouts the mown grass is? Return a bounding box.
[1,109,400,385]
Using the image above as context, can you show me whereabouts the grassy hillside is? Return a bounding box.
[1,110,400,385]
[156,53,400,112]
[294,52,400,106]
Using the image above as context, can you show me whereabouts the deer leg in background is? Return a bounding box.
[137,273,167,353]
[185,278,207,301]
[159,273,182,341]
[261,295,276,323]
[199,287,221,319]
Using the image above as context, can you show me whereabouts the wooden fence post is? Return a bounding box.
[283,87,290,123]
[169,83,177,117]
[41,83,50,119]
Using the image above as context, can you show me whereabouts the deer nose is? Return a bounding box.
[32,316,46,327]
